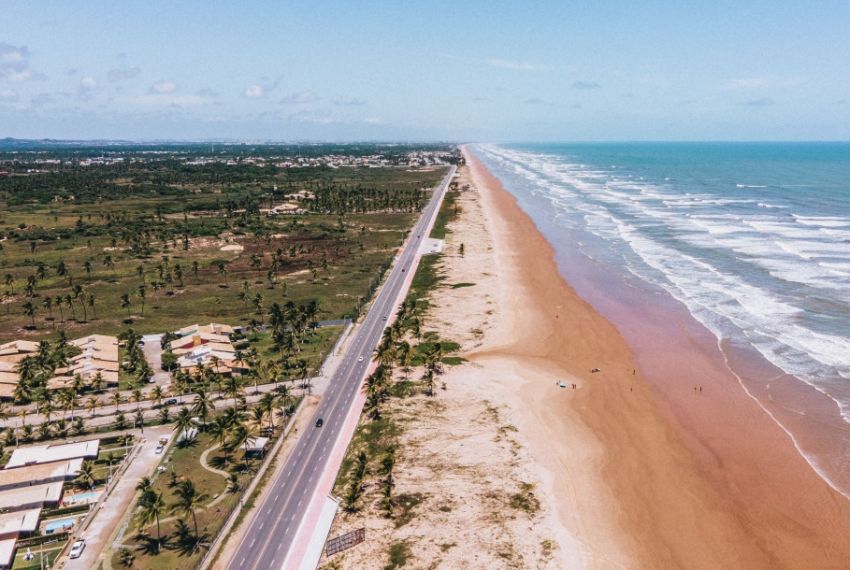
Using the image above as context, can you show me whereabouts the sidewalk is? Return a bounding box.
[61,424,174,570]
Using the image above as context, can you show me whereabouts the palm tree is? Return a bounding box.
[258,393,276,431]
[174,407,194,439]
[120,293,131,320]
[85,396,99,417]
[22,301,36,328]
[75,460,96,490]
[170,479,208,543]
[191,389,212,427]
[137,487,166,552]
[138,284,147,317]
[91,372,105,393]
[151,385,164,408]
[111,392,124,412]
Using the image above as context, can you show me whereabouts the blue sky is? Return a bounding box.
[1,0,848,141]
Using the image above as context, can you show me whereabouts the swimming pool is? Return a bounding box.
[64,491,100,504]
[44,516,76,533]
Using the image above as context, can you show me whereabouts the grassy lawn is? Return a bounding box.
[11,542,65,570]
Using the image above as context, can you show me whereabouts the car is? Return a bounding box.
[154,444,164,454]
[315,418,324,428]
[558,382,567,389]
[69,539,86,559]
[382,316,387,321]
[358,356,364,362]
[164,398,178,406]
[401,268,405,272]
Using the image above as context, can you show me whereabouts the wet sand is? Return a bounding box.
[464,146,850,568]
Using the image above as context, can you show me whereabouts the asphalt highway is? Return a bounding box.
[228,165,456,570]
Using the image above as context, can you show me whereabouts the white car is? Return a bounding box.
[358,356,364,362]
[155,444,164,454]
[69,539,86,559]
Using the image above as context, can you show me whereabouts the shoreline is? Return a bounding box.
[463,146,850,567]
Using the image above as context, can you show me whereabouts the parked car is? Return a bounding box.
[164,398,178,406]
[155,444,165,454]
[315,418,324,428]
[358,356,364,362]
[69,539,86,559]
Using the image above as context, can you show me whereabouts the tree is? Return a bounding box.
[120,293,131,320]
[138,284,147,317]
[22,301,37,328]
[75,460,96,490]
[170,479,209,543]
[137,487,166,552]
[151,385,164,407]
[191,389,212,427]
[174,406,194,438]
[85,395,99,416]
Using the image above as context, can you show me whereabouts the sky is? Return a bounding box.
[1,0,849,141]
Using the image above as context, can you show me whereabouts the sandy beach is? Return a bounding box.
[325,150,850,569]
[464,146,850,568]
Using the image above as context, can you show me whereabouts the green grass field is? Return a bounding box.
[0,167,447,343]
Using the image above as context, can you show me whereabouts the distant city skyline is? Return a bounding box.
[1,0,849,141]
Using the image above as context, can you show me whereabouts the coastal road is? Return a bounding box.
[227,165,456,570]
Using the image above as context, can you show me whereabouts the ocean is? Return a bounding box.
[473,142,850,493]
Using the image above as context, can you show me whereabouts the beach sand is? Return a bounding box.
[324,151,850,569]
[464,147,850,568]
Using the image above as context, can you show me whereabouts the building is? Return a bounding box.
[0,459,83,492]
[0,508,42,569]
[48,335,119,390]
[5,440,99,469]
[0,483,63,512]
[171,323,247,375]
[0,341,39,400]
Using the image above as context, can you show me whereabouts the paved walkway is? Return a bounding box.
[62,425,174,570]
[141,334,172,386]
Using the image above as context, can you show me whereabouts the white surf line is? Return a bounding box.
[716,337,850,503]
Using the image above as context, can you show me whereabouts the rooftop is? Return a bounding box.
[6,440,100,469]
[0,482,63,511]
[0,459,82,491]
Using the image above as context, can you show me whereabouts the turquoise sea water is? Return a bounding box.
[474,142,850,423]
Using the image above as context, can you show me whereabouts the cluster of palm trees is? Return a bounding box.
[308,185,426,215]
[136,476,208,553]
[4,257,100,330]
[12,334,78,404]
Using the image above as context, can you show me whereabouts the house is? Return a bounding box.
[0,483,63,511]
[47,335,119,389]
[0,341,39,400]
[0,459,82,492]
[0,508,42,570]
[5,440,100,469]
[171,323,246,376]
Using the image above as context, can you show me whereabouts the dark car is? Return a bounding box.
[315,418,324,428]
[164,398,178,406]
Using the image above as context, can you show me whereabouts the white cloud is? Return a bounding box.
[486,58,548,71]
[0,43,44,82]
[0,89,18,101]
[244,84,264,98]
[149,80,177,94]
[281,90,320,104]
[79,76,98,90]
